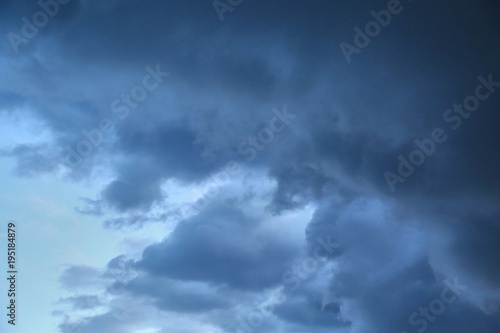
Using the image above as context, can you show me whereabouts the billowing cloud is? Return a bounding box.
[1,0,500,332]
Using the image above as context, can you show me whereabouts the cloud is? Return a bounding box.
[1,0,500,332]
[59,295,101,311]
[136,203,300,291]
[59,265,101,290]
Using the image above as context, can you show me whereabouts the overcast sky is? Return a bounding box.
[1,0,500,332]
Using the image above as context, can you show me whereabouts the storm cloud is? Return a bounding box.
[1,0,500,332]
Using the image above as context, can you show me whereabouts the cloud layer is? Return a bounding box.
[1,0,500,332]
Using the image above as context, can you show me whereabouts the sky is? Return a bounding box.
[0,0,500,332]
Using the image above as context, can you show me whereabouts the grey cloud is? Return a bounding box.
[1,0,500,332]
[0,143,58,176]
[59,295,101,310]
[136,203,300,290]
[124,274,234,313]
[59,265,101,290]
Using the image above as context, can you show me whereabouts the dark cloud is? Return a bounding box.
[273,291,348,329]
[124,274,234,313]
[1,0,500,332]
[448,214,500,288]
[136,203,300,290]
